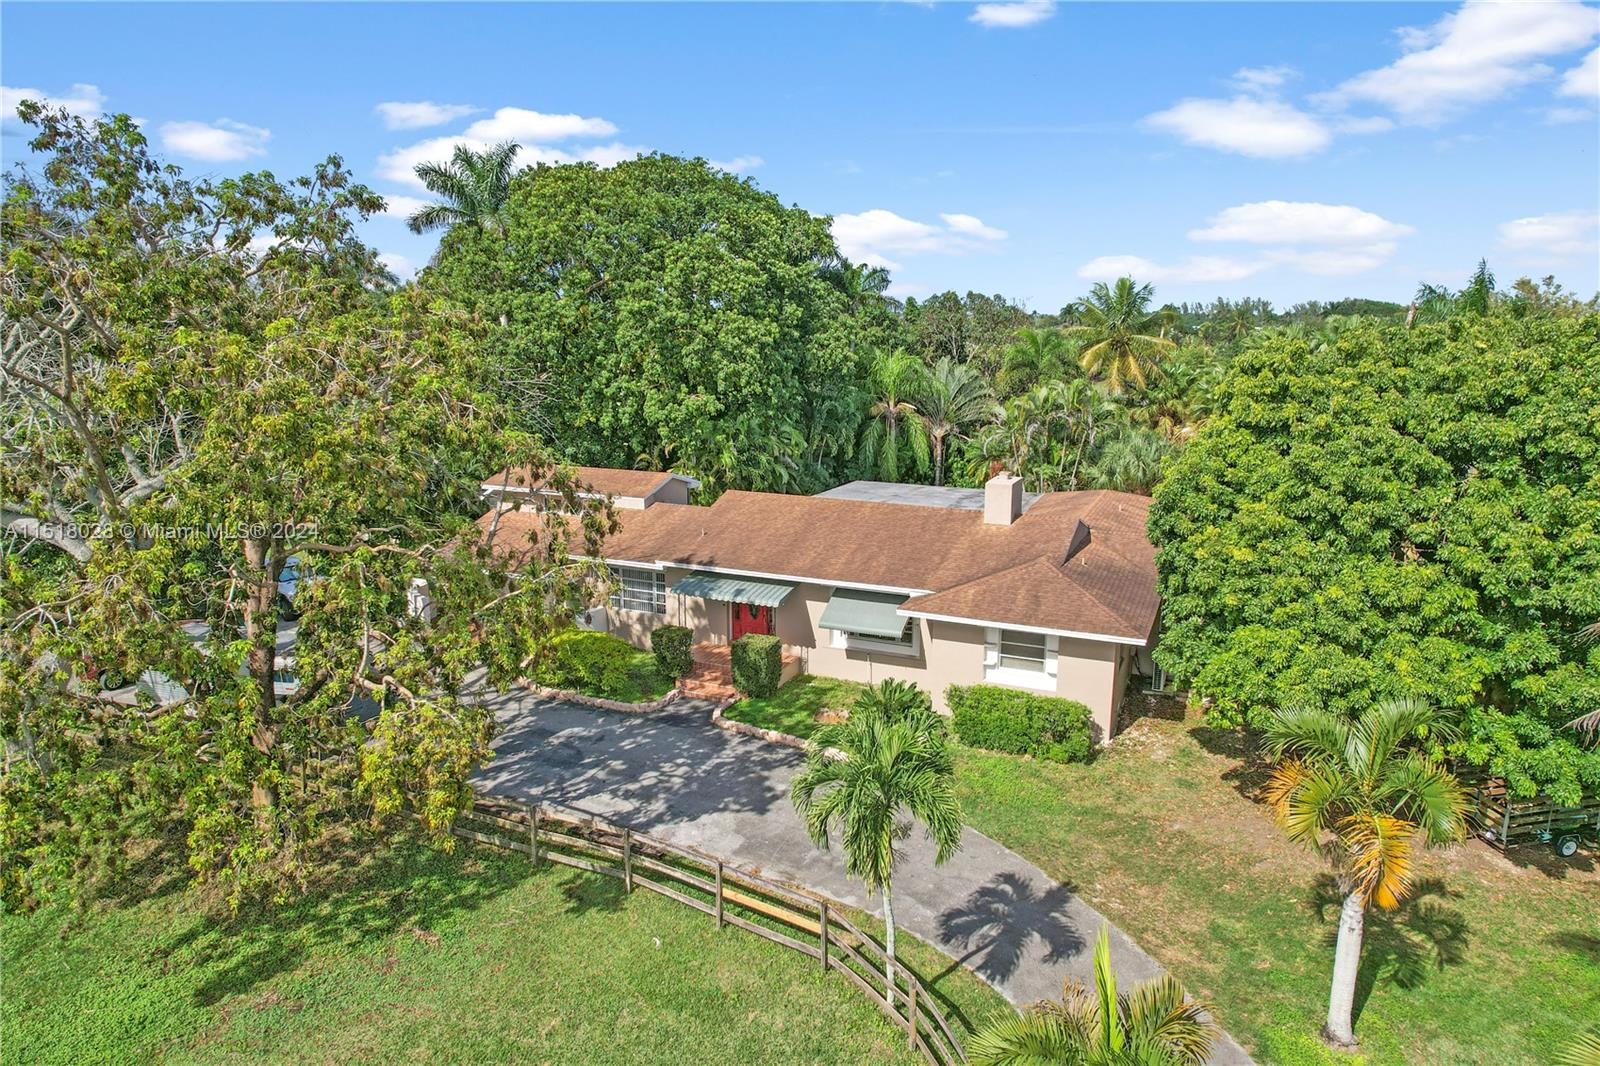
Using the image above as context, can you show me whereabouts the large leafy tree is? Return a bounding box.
[427,155,867,495]
[1068,278,1176,393]
[997,326,1075,397]
[968,927,1214,1066]
[0,106,610,908]
[791,682,962,1005]
[405,141,521,235]
[1150,315,1600,803]
[1262,700,1466,1047]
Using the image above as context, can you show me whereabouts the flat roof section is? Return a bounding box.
[816,480,1042,513]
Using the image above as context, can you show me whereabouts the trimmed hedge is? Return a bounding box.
[652,624,695,680]
[536,630,636,699]
[730,634,782,698]
[946,684,1093,763]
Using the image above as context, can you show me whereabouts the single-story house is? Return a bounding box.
[476,466,1162,742]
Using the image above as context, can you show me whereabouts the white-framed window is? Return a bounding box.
[983,627,1059,691]
[609,565,665,614]
[831,619,920,657]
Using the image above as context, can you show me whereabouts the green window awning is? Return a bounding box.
[671,571,794,607]
[818,588,909,639]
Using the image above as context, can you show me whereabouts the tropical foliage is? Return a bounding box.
[1261,699,1467,1046]
[405,141,522,235]
[0,105,611,909]
[968,927,1214,1066]
[1067,278,1177,393]
[1150,313,1600,804]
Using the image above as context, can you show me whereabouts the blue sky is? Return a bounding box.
[4,1,1597,310]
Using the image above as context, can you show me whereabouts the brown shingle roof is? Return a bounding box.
[483,465,681,501]
[476,482,1159,643]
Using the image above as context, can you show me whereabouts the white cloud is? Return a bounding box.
[1320,0,1600,123]
[2,83,105,133]
[379,252,418,278]
[159,119,271,162]
[376,106,634,190]
[378,194,432,220]
[375,101,480,130]
[1263,244,1398,276]
[1189,201,1414,245]
[1545,105,1596,124]
[1333,115,1395,134]
[1143,96,1332,158]
[940,212,1008,240]
[1498,210,1599,256]
[709,155,764,174]
[969,1,1055,29]
[1077,255,1265,285]
[1231,65,1297,94]
[830,208,1006,271]
[461,107,617,142]
[1560,47,1600,99]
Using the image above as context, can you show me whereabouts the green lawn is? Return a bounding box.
[3,833,1005,1065]
[953,712,1600,1066]
[724,675,869,739]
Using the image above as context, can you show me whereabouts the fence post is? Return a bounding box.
[819,900,829,972]
[715,862,724,929]
[622,827,633,893]
[529,805,540,865]
[907,978,917,1050]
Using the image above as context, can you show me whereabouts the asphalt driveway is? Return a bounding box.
[473,690,1254,1064]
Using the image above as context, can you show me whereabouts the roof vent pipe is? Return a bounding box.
[984,472,1023,526]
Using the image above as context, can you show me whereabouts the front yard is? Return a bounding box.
[3,832,1003,1065]
[955,711,1600,1066]
[723,675,868,739]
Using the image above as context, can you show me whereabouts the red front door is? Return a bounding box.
[731,602,773,640]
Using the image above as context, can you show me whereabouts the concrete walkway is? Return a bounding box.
[472,692,1254,1064]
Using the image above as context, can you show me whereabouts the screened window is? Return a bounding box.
[610,566,665,614]
[998,630,1048,672]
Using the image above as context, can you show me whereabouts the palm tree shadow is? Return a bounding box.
[934,871,1085,984]
[1309,875,1469,1024]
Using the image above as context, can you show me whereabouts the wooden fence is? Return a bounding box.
[453,794,969,1066]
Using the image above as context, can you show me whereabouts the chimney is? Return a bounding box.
[984,471,1023,525]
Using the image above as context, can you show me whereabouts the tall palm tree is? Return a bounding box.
[969,927,1215,1066]
[997,327,1074,396]
[791,683,962,1006]
[1263,699,1467,1048]
[857,348,931,482]
[1458,258,1496,316]
[918,357,993,486]
[1067,278,1176,394]
[406,141,522,235]
[825,258,895,315]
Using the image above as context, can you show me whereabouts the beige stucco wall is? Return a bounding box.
[610,572,1136,740]
[605,566,728,648]
[1055,637,1122,744]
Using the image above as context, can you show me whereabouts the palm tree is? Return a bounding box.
[791,682,962,1006]
[857,348,931,482]
[1083,427,1172,495]
[1067,278,1177,393]
[918,357,993,486]
[1556,1026,1600,1066]
[1262,699,1467,1047]
[969,926,1215,1066]
[825,258,895,315]
[1458,258,1496,316]
[997,327,1074,396]
[406,141,522,235]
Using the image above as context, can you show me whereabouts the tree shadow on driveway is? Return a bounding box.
[934,871,1086,986]
[471,693,799,831]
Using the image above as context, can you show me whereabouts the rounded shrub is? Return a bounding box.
[536,630,635,698]
[946,684,1093,763]
[651,624,694,681]
[730,633,782,698]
